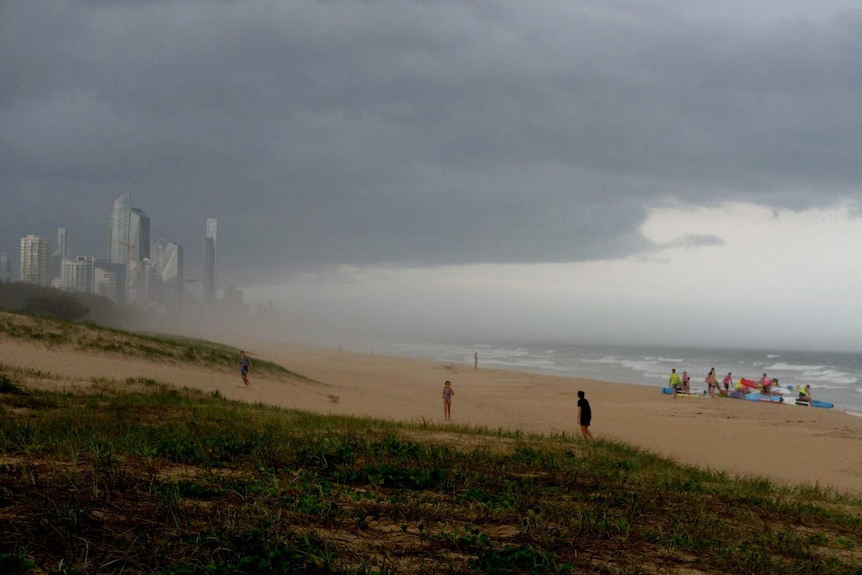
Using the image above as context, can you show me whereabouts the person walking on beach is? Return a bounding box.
[681,370,691,394]
[442,380,454,420]
[238,350,253,386]
[577,390,594,441]
[706,368,718,398]
[722,372,733,395]
[669,369,682,398]
[474,351,478,370]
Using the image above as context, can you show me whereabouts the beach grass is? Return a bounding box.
[1,366,860,574]
[0,310,305,380]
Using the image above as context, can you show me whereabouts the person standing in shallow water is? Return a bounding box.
[238,350,253,386]
[577,390,594,441]
[442,380,454,421]
[474,352,478,369]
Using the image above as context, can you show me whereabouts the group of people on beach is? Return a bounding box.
[668,367,814,404]
[237,350,596,440]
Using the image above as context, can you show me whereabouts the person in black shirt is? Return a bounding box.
[577,390,594,441]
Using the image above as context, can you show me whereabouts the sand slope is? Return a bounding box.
[3,334,862,494]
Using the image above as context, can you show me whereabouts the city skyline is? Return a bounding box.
[3,196,231,313]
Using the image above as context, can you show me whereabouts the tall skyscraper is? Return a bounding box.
[107,193,131,302]
[203,218,217,304]
[126,207,151,303]
[20,235,51,286]
[130,208,151,262]
[51,227,68,280]
[107,193,131,265]
[57,228,68,259]
[155,238,184,308]
[0,252,12,283]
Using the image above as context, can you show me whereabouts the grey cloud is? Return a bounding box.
[2,1,862,286]
[666,234,725,250]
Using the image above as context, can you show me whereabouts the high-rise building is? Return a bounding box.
[155,238,184,308]
[20,235,51,286]
[57,228,68,259]
[94,267,120,303]
[61,256,95,294]
[0,252,12,283]
[126,207,151,303]
[107,193,131,302]
[107,193,131,265]
[203,218,217,304]
[130,208,151,262]
[141,258,160,306]
[51,227,68,280]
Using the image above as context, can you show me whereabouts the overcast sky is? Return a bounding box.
[3,1,862,351]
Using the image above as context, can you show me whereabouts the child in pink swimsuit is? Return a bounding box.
[442,380,454,421]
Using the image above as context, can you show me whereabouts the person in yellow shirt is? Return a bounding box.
[669,369,682,398]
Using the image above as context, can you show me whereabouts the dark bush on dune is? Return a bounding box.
[0,282,133,326]
[22,293,90,321]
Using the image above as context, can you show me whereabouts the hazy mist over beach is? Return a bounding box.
[4,1,862,352]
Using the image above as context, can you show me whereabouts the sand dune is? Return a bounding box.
[3,333,862,494]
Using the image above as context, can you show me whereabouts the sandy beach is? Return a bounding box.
[3,334,862,494]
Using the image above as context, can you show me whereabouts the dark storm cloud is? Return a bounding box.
[2,1,861,285]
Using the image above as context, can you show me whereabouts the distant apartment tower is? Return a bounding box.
[51,227,68,280]
[107,193,131,265]
[129,208,151,262]
[127,207,151,302]
[61,256,95,294]
[94,267,120,303]
[203,218,217,304]
[155,239,184,308]
[107,193,131,302]
[20,235,51,286]
[141,259,161,305]
[0,252,12,283]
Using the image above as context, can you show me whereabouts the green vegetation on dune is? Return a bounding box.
[0,311,307,380]
[0,370,860,574]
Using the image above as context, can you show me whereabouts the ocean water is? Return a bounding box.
[366,340,862,415]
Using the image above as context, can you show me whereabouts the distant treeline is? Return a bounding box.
[0,283,134,327]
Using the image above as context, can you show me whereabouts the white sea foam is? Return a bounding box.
[767,362,826,371]
[581,356,623,365]
[498,358,558,370]
[620,359,670,380]
[800,369,857,385]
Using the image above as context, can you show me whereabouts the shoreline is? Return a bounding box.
[233,337,862,494]
[3,332,862,494]
[334,338,862,416]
